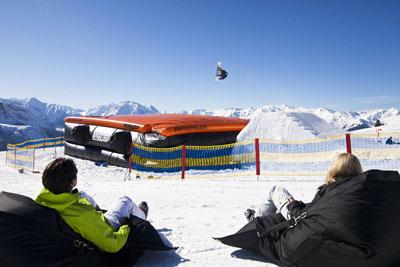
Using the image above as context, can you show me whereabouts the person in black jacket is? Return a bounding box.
[219,156,400,266]
[245,153,363,221]
[385,136,398,145]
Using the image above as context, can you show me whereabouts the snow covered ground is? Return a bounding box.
[1,104,398,266]
[0,148,323,267]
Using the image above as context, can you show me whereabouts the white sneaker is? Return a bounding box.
[270,186,294,220]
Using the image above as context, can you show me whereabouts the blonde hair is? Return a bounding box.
[325,153,362,184]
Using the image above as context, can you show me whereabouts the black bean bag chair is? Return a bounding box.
[215,170,400,267]
[0,191,174,267]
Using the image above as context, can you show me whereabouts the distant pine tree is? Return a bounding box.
[374,119,383,127]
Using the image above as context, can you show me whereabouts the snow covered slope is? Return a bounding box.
[351,117,400,134]
[0,124,55,148]
[237,111,343,141]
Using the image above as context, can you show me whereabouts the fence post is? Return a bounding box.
[32,148,36,172]
[255,138,260,178]
[128,143,133,179]
[181,145,186,179]
[14,147,17,169]
[376,128,382,142]
[346,133,352,154]
[54,140,57,158]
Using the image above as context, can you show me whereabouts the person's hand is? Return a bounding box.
[120,216,129,226]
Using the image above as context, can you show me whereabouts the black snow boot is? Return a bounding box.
[139,201,149,219]
[244,209,256,222]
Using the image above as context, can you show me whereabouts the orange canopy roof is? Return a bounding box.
[65,114,249,137]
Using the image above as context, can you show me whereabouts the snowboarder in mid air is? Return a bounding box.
[215,62,228,80]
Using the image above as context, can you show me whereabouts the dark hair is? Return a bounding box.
[42,158,77,194]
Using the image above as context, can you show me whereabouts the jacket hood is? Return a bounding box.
[35,188,79,212]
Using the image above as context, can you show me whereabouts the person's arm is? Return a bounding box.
[79,191,101,210]
[287,200,307,218]
[67,208,131,253]
[83,221,131,253]
[287,185,326,218]
[65,199,131,253]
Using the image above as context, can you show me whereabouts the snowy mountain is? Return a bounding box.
[186,105,400,132]
[0,98,159,150]
[183,107,256,118]
[0,97,84,150]
[84,101,159,116]
[0,97,82,128]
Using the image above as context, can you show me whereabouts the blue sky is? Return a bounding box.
[0,0,399,112]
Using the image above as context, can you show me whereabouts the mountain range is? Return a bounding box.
[1,97,399,150]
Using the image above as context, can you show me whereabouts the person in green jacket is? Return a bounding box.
[35,158,148,253]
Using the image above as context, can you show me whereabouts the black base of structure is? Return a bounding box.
[137,130,240,148]
[64,123,133,155]
[64,142,130,168]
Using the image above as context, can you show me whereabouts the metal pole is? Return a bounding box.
[128,143,133,180]
[346,134,352,155]
[181,145,186,179]
[33,148,35,172]
[255,138,260,179]
[14,147,17,169]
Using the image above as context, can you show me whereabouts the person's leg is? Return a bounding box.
[245,186,277,222]
[257,187,277,217]
[104,196,146,230]
[270,185,294,220]
[245,185,293,221]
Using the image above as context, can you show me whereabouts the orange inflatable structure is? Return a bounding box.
[64,114,248,137]
[64,114,249,167]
